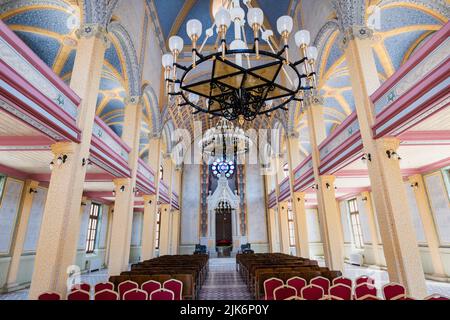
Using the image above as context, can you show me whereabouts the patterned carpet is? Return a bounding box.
[198,258,253,300]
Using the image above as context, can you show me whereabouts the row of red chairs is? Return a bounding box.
[38,279,183,301]
[264,275,449,300]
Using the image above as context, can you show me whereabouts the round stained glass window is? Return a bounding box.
[211,158,234,178]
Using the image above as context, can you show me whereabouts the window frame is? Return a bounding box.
[155,208,161,249]
[85,203,101,254]
[287,202,296,247]
[348,198,364,249]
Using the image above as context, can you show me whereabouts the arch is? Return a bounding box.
[107,21,141,97]
[162,119,176,154]
[142,84,162,137]
[81,0,118,27]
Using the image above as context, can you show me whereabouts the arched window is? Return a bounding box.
[159,165,164,181]
[154,208,161,249]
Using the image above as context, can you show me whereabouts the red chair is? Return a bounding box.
[310,276,330,295]
[355,275,375,286]
[286,277,307,296]
[357,294,381,300]
[300,284,324,300]
[329,284,352,300]
[94,282,114,293]
[354,283,377,300]
[150,288,175,300]
[38,292,61,300]
[94,289,119,300]
[382,282,405,300]
[332,276,352,288]
[425,294,450,300]
[142,280,161,297]
[263,278,284,300]
[67,289,90,301]
[123,289,148,300]
[71,283,91,293]
[273,285,297,300]
[118,280,139,300]
[163,279,183,300]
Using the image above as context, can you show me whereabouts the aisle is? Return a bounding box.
[198,258,253,300]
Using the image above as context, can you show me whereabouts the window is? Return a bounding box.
[155,208,161,249]
[288,202,296,247]
[0,175,5,199]
[159,165,164,181]
[86,203,101,253]
[348,199,364,249]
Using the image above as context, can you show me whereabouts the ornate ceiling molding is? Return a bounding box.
[82,0,118,28]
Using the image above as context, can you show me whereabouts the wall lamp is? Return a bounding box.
[29,188,38,194]
[386,149,401,160]
[82,158,93,168]
[410,182,419,189]
[112,185,125,196]
[49,154,68,170]
[361,196,368,202]
[325,182,337,190]
[311,184,318,190]
[361,153,372,163]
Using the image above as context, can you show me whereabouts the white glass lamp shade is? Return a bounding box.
[277,15,293,35]
[247,8,264,27]
[187,19,202,39]
[189,93,199,104]
[295,30,310,47]
[306,46,318,60]
[215,8,231,28]
[169,35,184,53]
[173,83,180,93]
[161,53,174,68]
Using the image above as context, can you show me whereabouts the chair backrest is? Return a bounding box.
[357,294,381,300]
[273,285,297,301]
[329,284,352,300]
[118,280,139,300]
[425,294,450,300]
[71,283,91,293]
[94,289,119,300]
[150,288,175,300]
[123,289,148,301]
[382,282,406,300]
[332,276,352,288]
[354,283,377,300]
[300,284,324,300]
[163,279,183,300]
[286,277,307,295]
[355,275,375,286]
[310,276,330,295]
[37,292,61,300]
[141,280,161,297]
[263,277,284,300]
[67,289,90,301]
[94,282,114,293]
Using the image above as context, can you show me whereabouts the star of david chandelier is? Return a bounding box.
[162,0,318,124]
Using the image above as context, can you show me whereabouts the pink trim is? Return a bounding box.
[95,116,131,153]
[0,61,81,142]
[318,112,358,153]
[84,191,115,198]
[0,164,29,180]
[319,136,363,175]
[399,130,450,142]
[293,155,312,176]
[371,22,450,103]
[0,135,54,146]
[134,207,145,212]
[90,135,131,177]
[138,157,155,175]
[0,20,80,105]
[419,157,450,173]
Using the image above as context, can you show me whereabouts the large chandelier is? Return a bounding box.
[162,0,318,124]
[199,118,252,160]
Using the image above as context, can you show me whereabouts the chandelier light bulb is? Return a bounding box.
[306,46,318,61]
[276,15,293,36]
[186,19,202,40]
[295,29,310,48]
[169,35,184,53]
[161,53,173,68]
[247,8,264,27]
[189,93,199,104]
[215,8,232,29]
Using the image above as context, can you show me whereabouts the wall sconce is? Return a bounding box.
[311,184,318,190]
[82,158,93,168]
[325,183,337,190]
[120,185,125,192]
[148,199,153,205]
[361,153,372,163]
[386,149,401,160]
[56,154,68,166]
[361,196,368,202]
[29,188,38,194]
[410,182,419,189]
[297,197,301,202]
[49,161,55,170]
[81,201,87,206]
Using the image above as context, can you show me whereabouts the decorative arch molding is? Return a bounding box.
[0,0,75,15]
[377,0,450,20]
[162,120,176,154]
[107,21,141,97]
[313,20,341,80]
[142,84,162,138]
[82,0,118,27]
[331,0,367,33]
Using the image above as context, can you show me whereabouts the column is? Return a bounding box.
[287,133,309,258]
[170,210,180,255]
[28,25,108,299]
[158,204,171,256]
[306,97,344,271]
[141,195,157,261]
[277,202,291,254]
[5,180,39,290]
[408,174,446,278]
[360,191,382,266]
[343,22,427,296]
[109,96,142,274]
[292,191,309,258]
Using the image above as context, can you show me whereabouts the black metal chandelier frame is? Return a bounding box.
[169,45,315,122]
